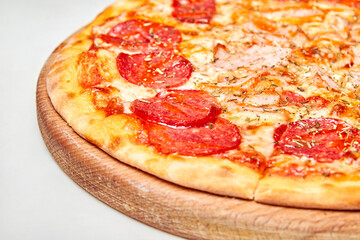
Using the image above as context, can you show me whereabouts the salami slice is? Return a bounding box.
[274,118,360,162]
[98,19,181,51]
[279,91,306,107]
[131,90,221,127]
[172,0,216,24]
[117,50,193,88]
[146,118,241,156]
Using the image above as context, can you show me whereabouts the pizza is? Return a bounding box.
[46,0,360,210]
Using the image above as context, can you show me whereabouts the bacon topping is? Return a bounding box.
[214,45,291,71]
[279,91,306,107]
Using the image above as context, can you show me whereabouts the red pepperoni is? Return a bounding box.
[116,50,193,88]
[172,0,216,24]
[274,118,360,162]
[98,19,181,51]
[131,90,221,127]
[146,118,241,156]
[279,91,306,107]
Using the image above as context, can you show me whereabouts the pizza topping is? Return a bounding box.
[104,97,124,116]
[244,93,280,107]
[273,118,360,162]
[214,45,291,71]
[98,19,182,51]
[317,69,340,91]
[279,91,329,108]
[306,96,329,108]
[77,51,105,88]
[146,118,241,156]
[172,0,216,24]
[116,50,193,88]
[131,90,221,127]
[91,87,110,109]
[89,88,124,116]
[350,23,360,42]
[279,91,306,107]
[260,7,323,22]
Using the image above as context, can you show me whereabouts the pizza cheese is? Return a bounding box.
[47,0,360,209]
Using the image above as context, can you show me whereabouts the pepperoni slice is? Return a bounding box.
[274,118,360,162]
[117,50,193,88]
[131,90,221,127]
[98,19,181,51]
[172,0,216,24]
[279,91,306,107]
[146,118,241,156]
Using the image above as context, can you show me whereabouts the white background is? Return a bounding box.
[0,0,183,239]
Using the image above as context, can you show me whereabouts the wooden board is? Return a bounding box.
[37,49,360,240]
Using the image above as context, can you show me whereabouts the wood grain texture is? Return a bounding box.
[37,48,360,240]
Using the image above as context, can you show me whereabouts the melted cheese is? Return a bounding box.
[242,126,275,159]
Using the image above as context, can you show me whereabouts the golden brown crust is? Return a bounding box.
[255,174,360,210]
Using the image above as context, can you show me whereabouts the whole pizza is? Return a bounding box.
[46,0,360,210]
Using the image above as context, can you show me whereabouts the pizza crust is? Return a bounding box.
[255,174,360,210]
[112,141,261,199]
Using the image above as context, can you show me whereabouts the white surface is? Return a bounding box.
[0,1,183,239]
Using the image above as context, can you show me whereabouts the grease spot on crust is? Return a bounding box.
[73,39,85,46]
[67,92,76,99]
[109,136,123,151]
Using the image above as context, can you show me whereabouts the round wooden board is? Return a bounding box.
[37,49,360,240]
